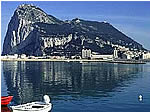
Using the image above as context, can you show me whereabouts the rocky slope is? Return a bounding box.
[2,4,145,56]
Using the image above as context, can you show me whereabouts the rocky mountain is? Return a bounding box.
[2,4,145,56]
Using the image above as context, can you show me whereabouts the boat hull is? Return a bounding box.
[10,102,52,112]
[1,96,13,105]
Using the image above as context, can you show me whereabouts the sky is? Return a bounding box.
[1,1,150,51]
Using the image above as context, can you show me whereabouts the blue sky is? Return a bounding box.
[1,1,150,50]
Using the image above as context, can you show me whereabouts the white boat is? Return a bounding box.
[10,95,52,112]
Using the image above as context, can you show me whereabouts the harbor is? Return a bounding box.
[1,58,148,64]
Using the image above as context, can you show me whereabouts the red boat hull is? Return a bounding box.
[1,96,13,105]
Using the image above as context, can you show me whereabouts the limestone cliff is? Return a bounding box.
[2,4,63,55]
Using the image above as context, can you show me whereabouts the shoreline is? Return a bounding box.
[1,58,147,64]
[1,58,110,62]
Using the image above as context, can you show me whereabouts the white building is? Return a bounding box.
[113,48,118,59]
[126,54,132,59]
[143,52,150,59]
[91,54,113,60]
[82,49,91,59]
[1,54,18,59]
[1,55,8,59]
[123,51,134,59]
[20,54,27,59]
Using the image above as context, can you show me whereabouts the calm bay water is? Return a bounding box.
[1,61,150,112]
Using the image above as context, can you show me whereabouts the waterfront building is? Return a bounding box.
[121,53,132,60]
[1,55,8,59]
[143,52,150,59]
[123,51,133,59]
[20,54,27,59]
[91,54,113,60]
[82,49,91,59]
[113,47,118,59]
[2,54,18,59]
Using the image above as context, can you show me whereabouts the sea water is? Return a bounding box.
[1,61,150,112]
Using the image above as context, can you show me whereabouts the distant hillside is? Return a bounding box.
[2,4,145,56]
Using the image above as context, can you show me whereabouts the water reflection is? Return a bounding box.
[1,106,11,112]
[2,61,144,104]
